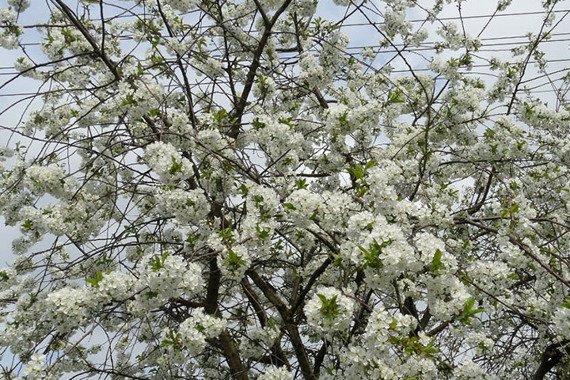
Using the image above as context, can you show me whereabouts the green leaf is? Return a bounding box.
[148,108,161,117]
[463,297,476,314]
[256,225,270,239]
[121,93,137,107]
[213,108,228,123]
[386,89,405,105]
[459,53,472,66]
[429,249,445,273]
[161,330,182,349]
[144,291,159,299]
[185,234,198,249]
[348,164,365,180]
[86,271,105,288]
[359,239,393,269]
[483,128,496,141]
[356,186,368,197]
[365,159,377,170]
[295,178,307,189]
[169,156,183,175]
[507,66,517,79]
[278,117,294,127]
[219,228,235,245]
[150,252,169,272]
[283,202,296,210]
[21,219,33,231]
[0,271,9,281]
[161,339,174,347]
[224,249,245,269]
[524,102,535,119]
[338,111,349,127]
[423,342,439,355]
[238,184,249,196]
[318,294,340,320]
[459,297,484,324]
[266,316,278,328]
[252,119,265,130]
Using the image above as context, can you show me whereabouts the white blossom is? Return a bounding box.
[155,188,210,225]
[44,287,94,333]
[305,287,354,335]
[0,1,568,378]
[258,366,294,380]
[144,141,194,183]
[177,308,226,355]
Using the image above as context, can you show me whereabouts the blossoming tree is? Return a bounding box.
[0,0,569,378]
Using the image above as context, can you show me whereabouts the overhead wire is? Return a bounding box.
[0,7,567,101]
[0,31,568,70]
[13,8,570,29]
[1,58,568,98]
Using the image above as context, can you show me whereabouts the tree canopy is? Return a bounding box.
[0,0,569,378]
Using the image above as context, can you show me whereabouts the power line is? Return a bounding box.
[389,58,569,73]
[1,30,567,72]
[14,8,570,29]
[1,52,568,80]
[398,9,569,24]
[13,27,570,48]
[1,59,567,98]
[344,36,570,51]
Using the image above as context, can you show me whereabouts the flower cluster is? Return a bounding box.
[23,353,50,380]
[552,305,570,340]
[0,8,21,48]
[23,164,73,198]
[144,141,194,183]
[43,287,94,333]
[163,0,198,12]
[140,253,202,299]
[258,366,293,380]
[176,308,226,355]
[217,244,251,281]
[304,287,354,335]
[154,188,210,225]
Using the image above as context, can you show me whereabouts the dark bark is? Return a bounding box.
[532,341,569,380]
